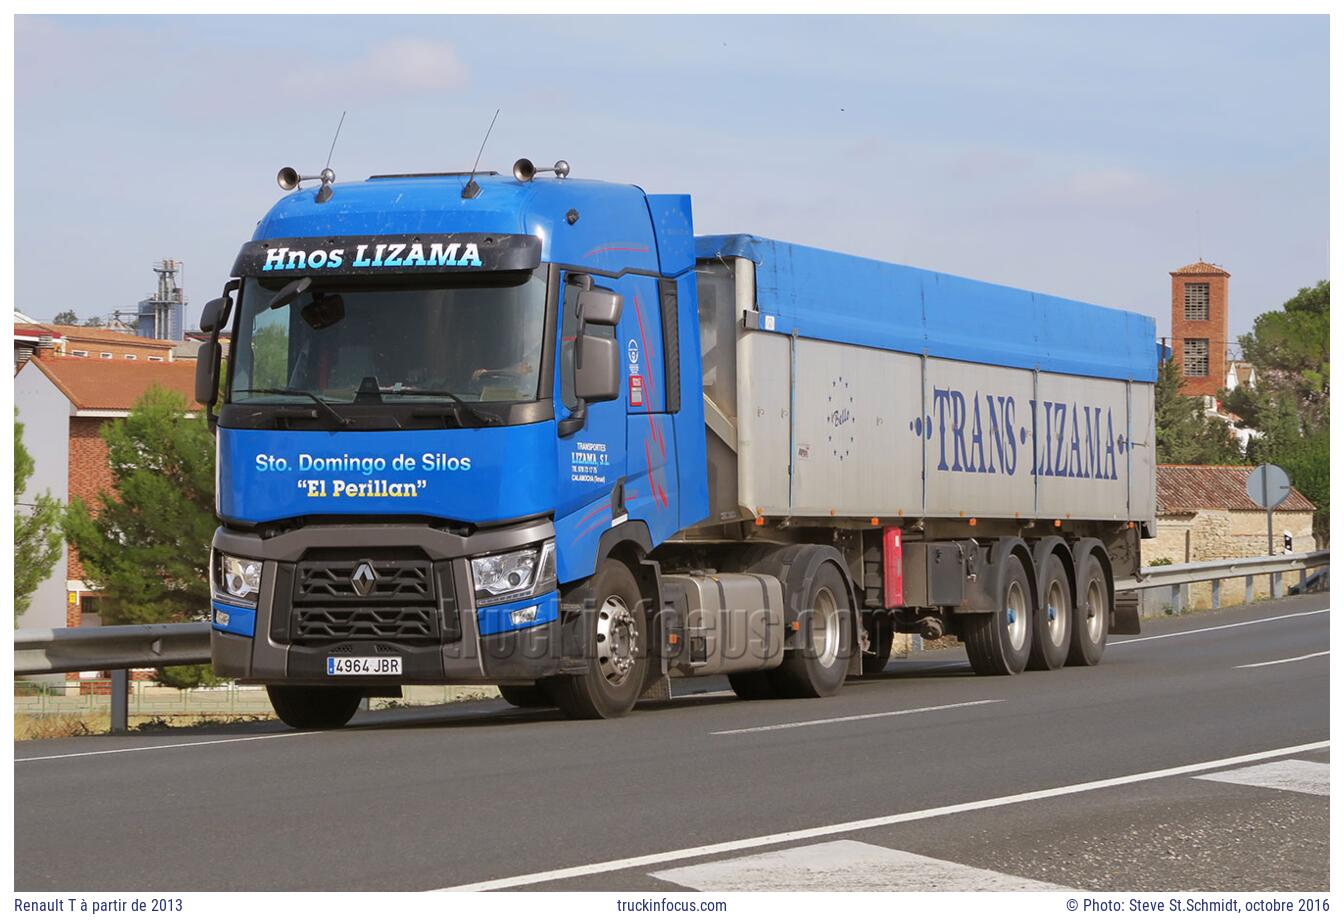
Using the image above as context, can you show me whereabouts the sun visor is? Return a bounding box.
[232,233,542,277]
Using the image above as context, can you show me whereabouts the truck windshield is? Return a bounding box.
[228,269,548,409]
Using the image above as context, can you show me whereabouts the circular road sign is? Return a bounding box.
[1246,463,1292,511]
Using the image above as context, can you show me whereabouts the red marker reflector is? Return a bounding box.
[882,526,904,608]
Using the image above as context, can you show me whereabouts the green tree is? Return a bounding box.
[14,413,65,623]
[1154,358,1241,464]
[1221,281,1329,541]
[51,310,78,325]
[64,387,216,626]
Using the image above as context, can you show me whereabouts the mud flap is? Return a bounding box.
[1112,590,1141,635]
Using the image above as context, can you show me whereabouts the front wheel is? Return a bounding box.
[542,559,648,719]
[266,685,363,730]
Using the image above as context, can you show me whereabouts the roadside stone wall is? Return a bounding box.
[1141,510,1317,611]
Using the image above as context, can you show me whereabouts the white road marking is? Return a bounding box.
[15,731,320,763]
[438,740,1328,890]
[1196,759,1329,797]
[1111,608,1328,645]
[1235,650,1329,669]
[710,699,1002,736]
[651,839,1064,892]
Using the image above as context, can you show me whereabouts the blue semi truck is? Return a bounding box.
[198,158,1157,728]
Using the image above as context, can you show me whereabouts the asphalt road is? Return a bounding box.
[14,593,1331,892]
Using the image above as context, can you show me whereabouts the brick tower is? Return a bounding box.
[1170,261,1230,400]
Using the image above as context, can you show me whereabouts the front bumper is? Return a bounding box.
[209,518,569,685]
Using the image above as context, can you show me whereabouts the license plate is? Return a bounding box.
[326,656,403,677]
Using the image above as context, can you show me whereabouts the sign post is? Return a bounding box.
[1245,463,1292,555]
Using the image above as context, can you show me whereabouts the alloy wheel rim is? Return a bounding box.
[1046,579,1067,646]
[1086,579,1105,643]
[1005,582,1027,650]
[595,594,639,686]
[811,587,841,668]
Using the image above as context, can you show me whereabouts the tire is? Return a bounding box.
[727,671,778,700]
[1067,554,1110,666]
[963,553,1033,676]
[769,562,853,698]
[497,684,552,708]
[1027,555,1073,671]
[542,559,649,719]
[266,685,363,730]
[861,610,894,675]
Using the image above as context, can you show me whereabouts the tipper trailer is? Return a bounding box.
[198,159,1157,728]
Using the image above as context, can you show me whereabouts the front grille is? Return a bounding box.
[294,606,438,642]
[295,558,434,602]
[284,551,458,647]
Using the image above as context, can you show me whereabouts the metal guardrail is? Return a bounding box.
[14,622,210,676]
[11,550,1329,735]
[1115,549,1329,609]
[14,623,210,735]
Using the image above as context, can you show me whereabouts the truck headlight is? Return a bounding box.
[471,540,556,604]
[217,553,262,605]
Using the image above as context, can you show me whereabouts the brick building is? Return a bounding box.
[1143,464,1315,608]
[44,324,179,362]
[1169,261,1231,400]
[13,356,201,637]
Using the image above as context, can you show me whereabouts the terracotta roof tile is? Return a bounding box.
[44,324,177,349]
[1157,464,1314,514]
[1170,261,1230,277]
[28,355,201,412]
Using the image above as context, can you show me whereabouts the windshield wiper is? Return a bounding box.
[378,386,500,427]
[235,388,351,427]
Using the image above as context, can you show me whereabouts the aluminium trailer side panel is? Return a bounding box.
[736,331,1156,522]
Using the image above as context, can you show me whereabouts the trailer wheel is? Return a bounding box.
[1027,555,1073,671]
[963,554,1033,676]
[861,610,894,675]
[727,671,778,700]
[1067,554,1110,666]
[542,558,648,719]
[770,562,853,698]
[497,684,552,708]
[266,685,363,730]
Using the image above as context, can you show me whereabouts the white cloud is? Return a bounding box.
[280,38,469,98]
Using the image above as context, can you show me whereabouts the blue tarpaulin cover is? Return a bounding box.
[695,234,1157,383]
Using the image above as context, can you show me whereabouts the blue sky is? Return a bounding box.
[15,14,1329,343]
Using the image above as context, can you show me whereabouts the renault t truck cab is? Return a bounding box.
[200,159,1156,729]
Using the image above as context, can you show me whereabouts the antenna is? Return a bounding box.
[1196,208,1203,262]
[325,111,346,172]
[462,108,500,200]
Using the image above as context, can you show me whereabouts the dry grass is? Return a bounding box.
[15,712,272,741]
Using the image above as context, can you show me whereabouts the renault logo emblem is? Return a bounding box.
[351,562,377,597]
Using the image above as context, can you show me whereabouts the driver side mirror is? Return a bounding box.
[574,334,619,402]
[577,287,622,326]
[195,339,221,408]
[558,278,624,436]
